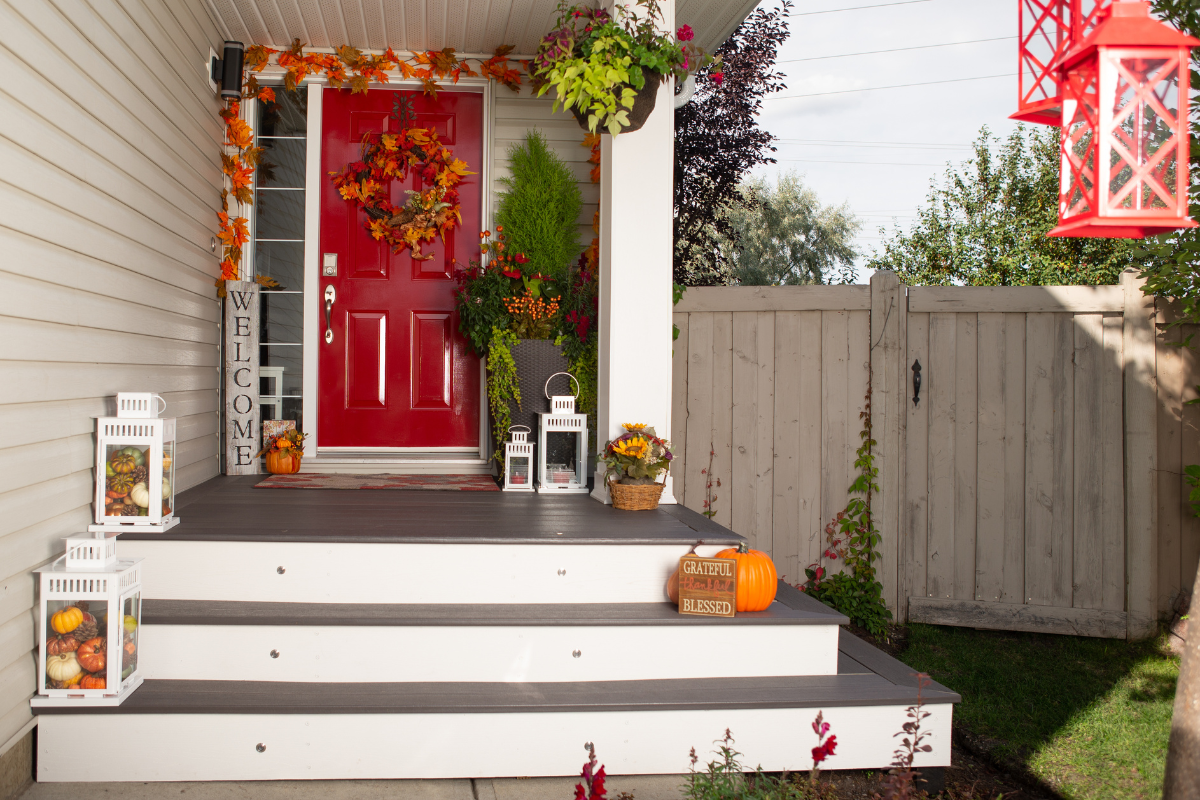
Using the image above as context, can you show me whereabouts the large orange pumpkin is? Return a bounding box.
[50,606,83,635]
[712,543,778,612]
[76,638,106,673]
[265,450,302,474]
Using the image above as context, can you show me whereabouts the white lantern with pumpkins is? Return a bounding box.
[90,393,179,533]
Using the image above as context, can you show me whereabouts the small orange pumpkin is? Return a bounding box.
[712,542,778,612]
[76,637,106,673]
[265,449,302,474]
[50,606,83,635]
[79,674,106,690]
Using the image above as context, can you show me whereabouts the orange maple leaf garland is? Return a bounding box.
[216,42,526,296]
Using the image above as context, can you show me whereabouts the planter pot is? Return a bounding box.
[265,450,302,474]
[609,478,666,511]
[570,77,660,134]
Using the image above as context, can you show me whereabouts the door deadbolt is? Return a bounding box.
[322,253,338,276]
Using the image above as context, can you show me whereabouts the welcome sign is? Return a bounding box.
[223,281,260,475]
[677,555,738,617]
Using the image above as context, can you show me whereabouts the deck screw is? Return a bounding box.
[270,650,280,659]
[573,650,582,658]
[277,566,286,574]
[558,569,566,576]
[256,743,266,753]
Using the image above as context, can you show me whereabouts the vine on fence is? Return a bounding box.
[799,385,892,639]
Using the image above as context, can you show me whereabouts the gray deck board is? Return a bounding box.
[34,673,960,715]
[125,476,744,545]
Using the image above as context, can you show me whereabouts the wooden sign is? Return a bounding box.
[224,280,260,475]
[677,555,738,617]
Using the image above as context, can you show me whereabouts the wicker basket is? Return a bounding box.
[609,478,666,511]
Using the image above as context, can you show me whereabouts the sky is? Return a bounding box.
[748,0,1028,278]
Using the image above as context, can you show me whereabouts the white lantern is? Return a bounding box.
[503,426,534,491]
[91,393,179,533]
[536,372,589,494]
[32,537,144,707]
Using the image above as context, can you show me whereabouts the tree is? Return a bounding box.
[495,130,583,281]
[866,125,1145,286]
[719,172,860,285]
[673,0,790,286]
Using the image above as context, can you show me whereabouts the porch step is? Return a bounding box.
[136,589,848,683]
[34,638,960,782]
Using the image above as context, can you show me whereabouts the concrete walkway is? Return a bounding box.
[18,775,687,799]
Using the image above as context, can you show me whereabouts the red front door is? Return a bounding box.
[318,88,482,449]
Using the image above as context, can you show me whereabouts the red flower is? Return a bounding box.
[502,268,522,279]
[811,735,837,766]
[515,253,530,264]
[824,549,838,560]
[677,24,694,41]
[710,71,724,87]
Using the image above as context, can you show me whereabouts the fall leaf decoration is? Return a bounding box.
[215,41,524,297]
[329,99,475,261]
[582,133,601,184]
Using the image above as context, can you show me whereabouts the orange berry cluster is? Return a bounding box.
[504,294,560,321]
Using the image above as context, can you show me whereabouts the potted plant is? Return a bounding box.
[258,429,307,474]
[600,423,674,510]
[532,0,713,135]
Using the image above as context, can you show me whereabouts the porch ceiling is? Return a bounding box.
[202,0,756,61]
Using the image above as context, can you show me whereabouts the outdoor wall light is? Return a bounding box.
[210,41,245,100]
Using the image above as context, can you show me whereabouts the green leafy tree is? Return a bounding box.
[867,125,1145,286]
[719,171,860,285]
[495,130,583,281]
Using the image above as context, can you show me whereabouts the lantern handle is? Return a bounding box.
[508,425,531,434]
[544,372,580,400]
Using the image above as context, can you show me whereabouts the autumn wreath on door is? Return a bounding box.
[329,94,473,260]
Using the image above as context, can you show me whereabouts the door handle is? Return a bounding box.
[912,359,922,407]
[324,285,336,344]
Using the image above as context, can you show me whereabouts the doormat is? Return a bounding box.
[255,474,500,491]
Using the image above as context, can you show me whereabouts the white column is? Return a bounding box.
[592,0,677,504]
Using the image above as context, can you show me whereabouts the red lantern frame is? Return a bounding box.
[1014,0,1111,124]
[1050,1,1198,238]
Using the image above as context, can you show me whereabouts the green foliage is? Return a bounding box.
[485,327,521,463]
[683,731,836,800]
[456,260,515,357]
[801,389,892,639]
[867,125,1146,286]
[1185,465,1200,517]
[1137,2,1200,333]
[533,0,707,135]
[721,172,860,286]
[495,131,583,282]
[565,335,598,451]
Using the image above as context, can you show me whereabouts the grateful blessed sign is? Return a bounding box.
[677,555,738,617]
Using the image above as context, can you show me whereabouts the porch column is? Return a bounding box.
[592,0,677,504]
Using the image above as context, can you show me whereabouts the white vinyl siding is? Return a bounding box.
[0,0,225,750]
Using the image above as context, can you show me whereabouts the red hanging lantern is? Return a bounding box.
[1049,1,1199,238]
[1014,0,1112,124]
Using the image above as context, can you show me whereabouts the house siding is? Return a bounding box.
[492,88,599,251]
[0,0,224,750]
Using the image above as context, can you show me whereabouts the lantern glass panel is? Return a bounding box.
[163,431,176,517]
[1108,55,1179,210]
[508,455,530,486]
[545,431,579,480]
[44,598,107,691]
[103,444,153,519]
[1063,62,1100,219]
[120,592,141,681]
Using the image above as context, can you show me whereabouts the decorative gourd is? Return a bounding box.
[129,482,150,508]
[50,606,83,634]
[121,446,146,466]
[47,635,79,656]
[667,567,679,604]
[712,543,778,612]
[265,449,302,474]
[46,652,82,683]
[79,674,106,690]
[110,453,137,474]
[76,638,106,673]
[107,472,135,498]
[59,669,85,688]
[162,477,171,499]
[162,454,172,470]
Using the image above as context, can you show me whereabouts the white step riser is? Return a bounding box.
[38,705,953,781]
[140,624,839,682]
[119,541,732,604]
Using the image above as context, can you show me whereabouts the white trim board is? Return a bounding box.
[139,623,839,683]
[38,704,954,781]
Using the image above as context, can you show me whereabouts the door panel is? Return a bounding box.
[319,88,482,448]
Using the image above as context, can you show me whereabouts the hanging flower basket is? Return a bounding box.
[569,78,660,134]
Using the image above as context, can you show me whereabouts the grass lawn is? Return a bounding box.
[901,623,1179,800]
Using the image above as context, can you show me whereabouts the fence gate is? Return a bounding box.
[898,278,1151,639]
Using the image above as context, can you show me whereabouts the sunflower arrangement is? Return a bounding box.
[600,423,673,485]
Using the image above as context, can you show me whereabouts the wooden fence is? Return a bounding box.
[670,271,1196,640]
